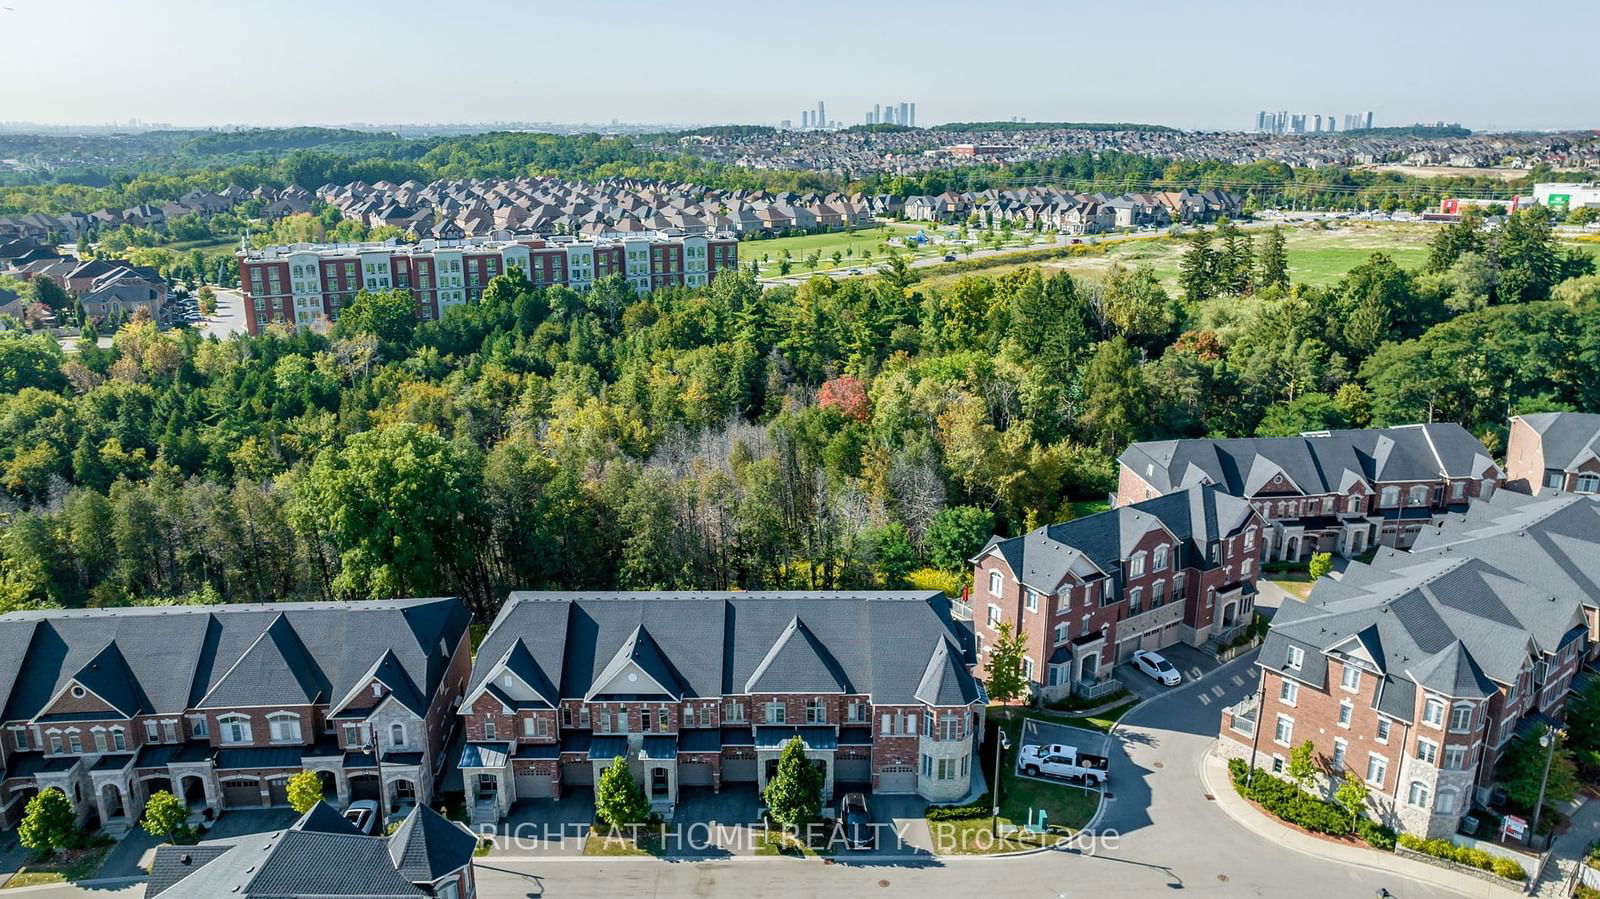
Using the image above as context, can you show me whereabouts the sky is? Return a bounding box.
[6,0,1597,132]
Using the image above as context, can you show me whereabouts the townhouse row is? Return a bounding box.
[0,590,982,833]
[235,230,740,335]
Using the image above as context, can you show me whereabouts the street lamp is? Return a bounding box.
[992,728,1011,838]
[1245,677,1267,787]
[361,727,387,823]
[1528,727,1564,848]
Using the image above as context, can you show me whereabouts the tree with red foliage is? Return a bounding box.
[818,376,870,422]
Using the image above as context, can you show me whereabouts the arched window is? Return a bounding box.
[1407,485,1430,506]
[1380,487,1400,507]
[1346,495,1362,514]
[1407,781,1430,808]
[1244,527,1257,550]
[390,723,406,747]
[1130,552,1147,577]
[218,714,251,745]
[266,712,300,743]
[1153,546,1169,571]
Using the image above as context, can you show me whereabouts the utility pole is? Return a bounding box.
[1245,674,1266,786]
[991,726,1011,838]
[1529,728,1564,848]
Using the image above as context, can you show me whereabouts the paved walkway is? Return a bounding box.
[1199,748,1520,898]
[1531,797,1600,897]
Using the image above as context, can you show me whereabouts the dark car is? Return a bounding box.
[943,253,957,262]
[840,792,873,850]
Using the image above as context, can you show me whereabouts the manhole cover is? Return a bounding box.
[878,880,891,888]
[1204,794,1215,801]
[1217,874,1230,883]
[1153,761,1164,768]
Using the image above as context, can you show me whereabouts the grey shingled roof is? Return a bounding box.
[148,803,469,898]
[1119,424,1497,497]
[387,803,478,882]
[1518,412,1600,472]
[1261,553,1583,719]
[472,592,980,707]
[914,637,981,706]
[0,598,469,725]
[976,484,1257,595]
[1404,493,1600,613]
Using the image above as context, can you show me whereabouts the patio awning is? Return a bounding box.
[719,727,754,747]
[515,743,559,760]
[91,754,135,772]
[837,727,872,747]
[216,747,302,770]
[588,735,629,761]
[640,736,677,760]
[680,729,722,753]
[457,742,510,769]
[753,726,836,751]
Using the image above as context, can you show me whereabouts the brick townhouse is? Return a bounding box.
[1505,411,1600,495]
[969,485,1267,703]
[1117,424,1502,557]
[1219,492,1596,838]
[456,592,983,824]
[0,598,471,834]
[236,230,740,335]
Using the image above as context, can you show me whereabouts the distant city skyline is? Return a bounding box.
[5,0,1597,132]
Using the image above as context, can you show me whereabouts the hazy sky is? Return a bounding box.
[7,0,1596,131]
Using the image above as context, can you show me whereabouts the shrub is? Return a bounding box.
[1355,817,1396,850]
[1397,833,1526,881]
[925,794,992,821]
[1227,761,1349,836]
[907,567,966,598]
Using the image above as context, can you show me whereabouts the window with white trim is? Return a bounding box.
[1407,780,1430,808]
[1279,679,1298,706]
[765,702,786,725]
[1366,753,1387,787]
[722,701,745,723]
[1423,697,1445,728]
[1054,622,1069,645]
[1331,737,1347,771]
[145,720,160,742]
[111,727,126,751]
[1337,700,1353,728]
[1442,745,1468,770]
[267,713,300,743]
[987,605,1001,628]
[1449,704,1472,733]
[805,699,827,724]
[484,718,497,740]
[1153,546,1169,572]
[1274,714,1293,746]
[1416,737,1438,766]
[1286,646,1304,671]
[1130,552,1147,577]
[1376,717,1391,743]
[1341,665,1361,692]
[1024,589,1038,613]
[1435,789,1458,815]
[219,715,251,744]
[988,571,1002,596]
[10,727,29,752]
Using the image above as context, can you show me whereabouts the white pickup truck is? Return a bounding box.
[1017,743,1110,786]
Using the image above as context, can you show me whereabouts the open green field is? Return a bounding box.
[747,221,1052,277]
[919,222,1597,293]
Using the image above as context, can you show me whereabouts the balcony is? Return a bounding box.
[1074,676,1124,701]
[1223,695,1259,737]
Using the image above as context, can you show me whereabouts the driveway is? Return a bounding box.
[1115,642,1220,701]
[198,807,300,841]
[482,787,593,855]
[0,831,31,878]
[667,785,760,857]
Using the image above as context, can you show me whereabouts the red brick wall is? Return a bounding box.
[1115,464,1163,506]
[1505,417,1546,494]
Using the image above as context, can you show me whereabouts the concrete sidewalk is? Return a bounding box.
[1531,796,1600,897]
[1199,748,1521,898]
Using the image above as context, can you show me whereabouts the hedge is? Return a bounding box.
[1396,833,1527,881]
[1226,758,1395,849]
[925,794,993,821]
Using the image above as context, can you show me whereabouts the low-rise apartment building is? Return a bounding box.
[1505,412,1600,495]
[456,591,982,824]
[1117,424,1501,557]
[0,598,472,833]
[969,485,1266,702]
[236,230,740,335]
[1219,491,1596,837]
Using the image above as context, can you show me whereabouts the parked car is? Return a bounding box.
[343,800,379,834]
[942,253,957,262]
[1018,744,1109,786]
[839,792,873,850]
[847,268,862,275]
[1132,649,1181,686]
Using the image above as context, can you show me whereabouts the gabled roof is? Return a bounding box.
[744,617,853,694]
[387,804,478,882]
[914,637,981,706]
[586,625,688,700]
[67,641,152,718]
[198,614,330,709]
[1516,412,1600,473]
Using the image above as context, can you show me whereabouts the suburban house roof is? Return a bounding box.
[468,592,980,707]
[146,802,475,898]
[1261,552,1586,713]
[1119,424,1498,497]
[977,484,1259,594]
[1516,412,1600,473]
[0,598,470,725]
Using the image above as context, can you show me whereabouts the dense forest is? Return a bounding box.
[0,210,1596,622]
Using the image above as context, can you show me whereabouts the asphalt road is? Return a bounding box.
[196,287,247,339]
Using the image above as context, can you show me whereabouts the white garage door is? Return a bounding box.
[1160,622,1181,646]
[1139,628,1162,651]
[1117,636,1141,662]
[515,771,552,800]
[877,766,916,793]
[561,762,593,787]
[679,763,714,787]
[721,758,757,783]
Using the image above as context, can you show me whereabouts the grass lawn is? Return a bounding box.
[1068,499,1112,519]
[753,829,833,857]
[2,845,111,889]
[979,711,1103,843]
[746,222,922,276]
[1268,575,1316,601]
[925,813,1066,855]
[581,826,665,857]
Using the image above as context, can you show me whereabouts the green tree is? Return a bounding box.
[18,788,77,857]
[1333,771,1368,833]
[763,736,825,831]
[140,790,191,843]
[1286,739,1317,793]
[0,333,68,394]
[1256,226,1290,291]
[1102,265,1178,350]
[26,277,69,312]
[1308,552,1333,580]
[286,770,324,814]
[1081,337,1147,453]
[293,423,491,614]
[1179,229,1220,302]
[333,288,417,349]
[594,755,650,829]
[985,620,1030,713]
[924,506,994,571]
[867,522,917,588]
[1498,724,1578,811]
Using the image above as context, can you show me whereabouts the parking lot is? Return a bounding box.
[1114,642,1220,700]
[1016,717,1112,790]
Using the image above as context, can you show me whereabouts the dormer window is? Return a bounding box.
[1153,546,1169,572]
[371,683,384,698]
[1286,646,1304,671]
[988,571,1002,596]
[1130,552,1147,578]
